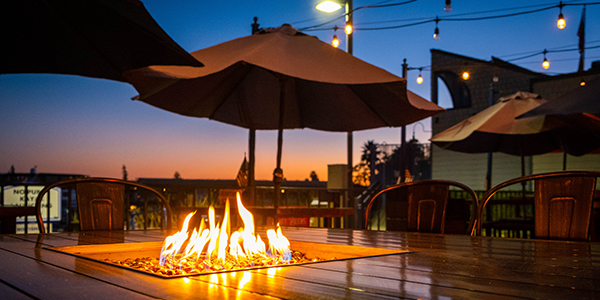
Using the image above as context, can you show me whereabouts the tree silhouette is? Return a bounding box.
[174,171,181,179]
[353,140,380,186]
[122,165,128,180]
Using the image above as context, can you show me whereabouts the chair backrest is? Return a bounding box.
[477,171,600,241]
[365,180,479,234]
[35,178,172,233]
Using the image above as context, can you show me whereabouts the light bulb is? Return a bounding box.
[345,23,353,35]
[316,1,343,13]
[557,13,566,29]
[433,27,440,41]
[462,72,469,80]
[580,78,586,86]
[416,75,423,84]
[332,35,340,48]
[444,0,451,12]
[542,58,550,69]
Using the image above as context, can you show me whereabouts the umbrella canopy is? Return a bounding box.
[431,91,600,175]
[125,24,442,131]
[1,0,203,82]
[124,24,443,207]
[518,77,600,118]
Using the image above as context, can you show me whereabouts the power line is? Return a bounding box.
[301,1,600,32]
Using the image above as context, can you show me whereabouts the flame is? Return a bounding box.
[159,192,291,274]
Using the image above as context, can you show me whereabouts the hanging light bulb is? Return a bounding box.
[557,13,566,29]
[580,78,586,86]
[557,2,566,29]
[416,75,424,84]
[345,23,353,35]
[542,49,550,69]
[462,71,470,80]
[493,73,499,83]
[433,18,440,41]
[332,34,340,48]
[444,0,452,12]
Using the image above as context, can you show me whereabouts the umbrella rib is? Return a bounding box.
[348,82,403,128]
[205,62,256,128]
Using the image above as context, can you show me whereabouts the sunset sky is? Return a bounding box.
[1,0,598,181]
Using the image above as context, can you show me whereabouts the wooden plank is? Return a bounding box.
[0,281,35,300]
[0,237,268,299]
[190,268,401,300]
[0,248,157,300]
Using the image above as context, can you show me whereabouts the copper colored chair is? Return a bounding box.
[365,180,479,235]
[477,171,600,241]
[35,178,172,233]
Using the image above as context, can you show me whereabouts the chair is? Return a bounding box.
[365,180,479,235]
[0,206,39,234]
[477,171,600,241]
[35,178,172,233]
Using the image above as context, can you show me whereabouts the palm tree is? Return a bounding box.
[354,140,380,186]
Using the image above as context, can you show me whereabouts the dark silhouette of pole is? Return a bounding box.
[251,17,260,34]
[400,59,408,183]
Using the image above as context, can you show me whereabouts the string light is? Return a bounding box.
[332,34,340,47]
[542,49,550,69]
[345,23,353,35]
[416,68,424,84]
[433,18,440,41]
[331,25,340,48]
[444,0,452,12]
[557,1,566,29]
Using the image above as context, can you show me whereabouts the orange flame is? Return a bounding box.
[160,192,291,272]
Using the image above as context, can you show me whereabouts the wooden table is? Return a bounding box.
[0,227,598,299]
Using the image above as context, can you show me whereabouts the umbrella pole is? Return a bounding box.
[249,129,256,206]
[272,76,287,225]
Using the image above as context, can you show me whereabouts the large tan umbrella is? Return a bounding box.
[1,0,203,82]
[431,91,600,175]
[124,24,443,208]
[519,77,600,118]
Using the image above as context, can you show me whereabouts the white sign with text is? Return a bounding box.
[3,185,61,221]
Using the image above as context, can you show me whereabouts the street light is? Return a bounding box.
[316,1,342,13]
[316,0,353,55]
[316,0,354,228]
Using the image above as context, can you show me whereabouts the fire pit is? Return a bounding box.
[49,193,407,278]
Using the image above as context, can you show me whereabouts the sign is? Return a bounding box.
[16,222,51,234]
[3,185,61,222]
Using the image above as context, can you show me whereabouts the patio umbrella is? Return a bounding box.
[1,0,203,82]
[431,91,600,176]
[124,24,443,208]
[519,77,600,118]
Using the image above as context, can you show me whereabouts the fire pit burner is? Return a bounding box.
[48,240,406,278]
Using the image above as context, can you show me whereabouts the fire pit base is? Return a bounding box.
[48,240,408,278]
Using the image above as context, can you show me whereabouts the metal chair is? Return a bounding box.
[477,171,600,241]
[35,178,172,233]
[365,180,479,235]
